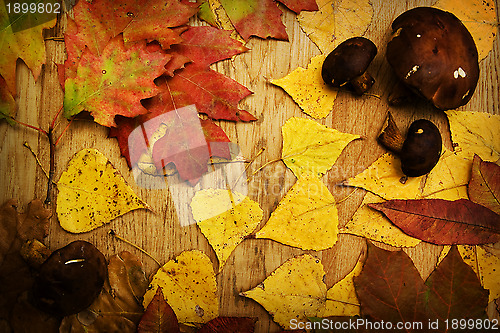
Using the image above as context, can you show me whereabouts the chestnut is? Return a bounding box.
[378,113,442,177]
[386,7,479,110]
[321,37,377,95]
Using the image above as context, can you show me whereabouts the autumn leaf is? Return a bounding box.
[0,75,15,124]
[256,173,339,250]
[341,192,421,248]
[354,243,428,326]
[60,251,149,333]
[63,36,169,127]
[240,254,327,329]
[190,189,263,270]
[143,250,218,325]
[446,110,500,163]
[368,199,500,245]
[425,247,488,329]
[281,117,360,178]
[277,0,319,13]
[0,0,57,94]
[434,0,497,61]
[137,286,180,333]
[198,317,256,333]
[297,0,374,53]
[468,154,500,214]
[56,149,148,233]
[271,55,338,119]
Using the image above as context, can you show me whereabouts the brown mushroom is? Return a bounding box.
[31,240,107,317]
[378,112,442,177]
[321,37,378,95]
[386,7,479,110]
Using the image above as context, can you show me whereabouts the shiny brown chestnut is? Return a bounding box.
[386,7,479,110]
[378,113,442,177]
[321,37,377,95]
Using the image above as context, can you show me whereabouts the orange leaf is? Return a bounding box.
[138,287,180,333]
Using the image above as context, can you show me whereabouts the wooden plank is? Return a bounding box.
[0,1,498,331]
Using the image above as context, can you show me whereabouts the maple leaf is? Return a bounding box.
[190,189,263,270]
[57,149,148,233]
[0,0,57,94]
[281,117,360,178]
[63,36,170,127]
[468,154,500,214]
[271,55,338,119]
[143,250,218,325]
[0,75,15,124]
[369,199,500,245]
[277,0,319,13]
[137,286,180,333]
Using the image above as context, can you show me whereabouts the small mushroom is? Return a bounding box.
[31,240,107,317]
[386,7,479,110]
[321,37,378,95]
[378,112,442,177]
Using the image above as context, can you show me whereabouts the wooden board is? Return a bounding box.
[1,0,499,331]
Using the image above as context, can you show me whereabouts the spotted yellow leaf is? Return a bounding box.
[240,254,327,329]
[143,250,218,325]
[282,117,360,178]
[341,192,421,248]
[190,189,263,271]
[271,55,337,118]
[57,148,148,233]
[256,173,338,250]
[434,0,498,61]
[298,0,374,53]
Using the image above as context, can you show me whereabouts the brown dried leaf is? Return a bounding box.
[468,154,500,215]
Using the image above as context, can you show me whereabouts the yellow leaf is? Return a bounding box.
[256,173,338,250]
[298,0,374,53]
[319,258,363,317]
[434,0,498,61]
[57,148,148,233]
[271,55,337,119]
[143,250,218,325]
[282,117,360,178]
[240,254,327,329]
[446,110,500,163]
[190,189,263,270]
[341,192,421,248]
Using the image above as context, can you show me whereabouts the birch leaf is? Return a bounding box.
[240,254,327,329]
[143,250,218,325]
[255,173,338,250]
[190,189,263,271]
[271,55,337,119]
[57,149,148,233]
[434,0,498,61]
[468,155,500,214]
[281,117,360,178]
[297,0,373,53]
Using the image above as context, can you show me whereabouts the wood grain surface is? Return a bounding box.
[1,0,499,331]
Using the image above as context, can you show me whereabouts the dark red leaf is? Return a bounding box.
[137,286,180,333]
[276,0,318,13]
[368,199,500,245]
[198,317,256,333]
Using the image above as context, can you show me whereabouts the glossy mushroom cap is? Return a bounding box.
[400,119,442,177]
[386,7,479,110]
[322,37,377,93]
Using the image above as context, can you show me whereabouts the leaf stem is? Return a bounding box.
[23,142,50,180]
[45,128,55,204]
[109,229,162,267]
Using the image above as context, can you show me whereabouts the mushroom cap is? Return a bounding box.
[321,37,377,87]
[386,7,479,110]
[400,119,442,177]
[32,240,107,317]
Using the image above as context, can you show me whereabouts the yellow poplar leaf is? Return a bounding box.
[143,250,218,325]
[476,246,500,302]
[341,192,421,248]
[256,173,338,250]
[446,111,500,163]
[57,149,148,233]
[298,0,374,53]
[319,259,363,317]
[271,55,337,119]
[281,117,360,178]
[434,0,497,61]
[240,254,327,329]
[190,189,263,270]
[346,153,424,200]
